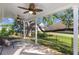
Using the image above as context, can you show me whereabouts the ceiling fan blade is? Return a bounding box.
[33,11,36,15]
[23,11,29,14]
[18,6,28,10]
[35,9,43,12]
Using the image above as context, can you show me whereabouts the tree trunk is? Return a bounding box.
[26,22,44,37]
[37,24,44,32]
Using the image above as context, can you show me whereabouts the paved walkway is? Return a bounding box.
[20,44,64,55]
[0,40,63,55]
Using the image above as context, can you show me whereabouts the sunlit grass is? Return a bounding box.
[37,32,73,54]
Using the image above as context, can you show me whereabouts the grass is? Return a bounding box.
[37,32,73,54]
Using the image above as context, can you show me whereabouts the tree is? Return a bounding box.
[0,27,9,37]
[43,16,53,26]
[13,19,23,36]
[53,8,73,28]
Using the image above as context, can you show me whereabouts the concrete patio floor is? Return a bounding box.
[0,40,64,55]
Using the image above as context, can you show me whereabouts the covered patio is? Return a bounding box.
[0,3,79,55]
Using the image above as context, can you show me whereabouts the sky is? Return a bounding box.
[37,17,61,27]
[0,18,14,30]
[0,18,14,25]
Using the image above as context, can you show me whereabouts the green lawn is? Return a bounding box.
[37,32,74,54]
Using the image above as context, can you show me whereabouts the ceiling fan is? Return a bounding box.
[18,3,43,15]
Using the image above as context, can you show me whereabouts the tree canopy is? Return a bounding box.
[39,8,73,28]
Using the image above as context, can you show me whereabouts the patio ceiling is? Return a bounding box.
[0,3,74,21]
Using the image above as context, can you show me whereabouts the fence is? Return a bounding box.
[37,32,73,54]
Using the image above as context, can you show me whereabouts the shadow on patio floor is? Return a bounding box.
[0,40,64,55]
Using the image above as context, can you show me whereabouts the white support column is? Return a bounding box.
[23,20,26,39]
[35,19,38,44]
[73,5,78,55]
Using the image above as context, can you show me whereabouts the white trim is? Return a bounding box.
[73,5,78,55]
[35,19,38,44]
[23,21,26,39]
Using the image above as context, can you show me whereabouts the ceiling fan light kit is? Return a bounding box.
[29,11,33,14]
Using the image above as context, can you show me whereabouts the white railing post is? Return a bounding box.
[23,20,26,39]
[35,19,38,44]
[73,4,78,55]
